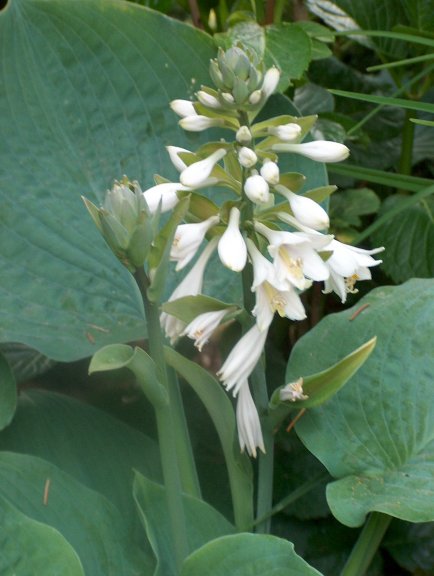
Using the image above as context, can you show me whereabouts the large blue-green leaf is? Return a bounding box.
[0,451,151,575]
[287,279,434,527]
[0,496,85,576]
[0,351,16,430]
[181,533,323,576]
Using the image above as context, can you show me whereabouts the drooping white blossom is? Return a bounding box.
[272,140,350,163]
[180,149,227,188]
[182,308,229,351]
[170,215,219,271]
[143,182,188,213]
[276,185,330,231]
[236,383,265,458]
[322,240,384,302]
[160,238,218,343]
[217,323,268,396]
[218,207,247,272]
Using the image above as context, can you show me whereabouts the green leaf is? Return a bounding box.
[0,343,54,383]
[89,343,168,407]
[270,337,376,424]
[370,194,434,282]
[164,347,253,530]
[0,495,85,576]
[0,352,17,431]
[0,451,149,575]
[289,279,434,527]
[181,533,323,576]
[0,0,218,361]
[294,83,335,115]
[133,472,235,576]
[330,187,381,230]
[383,520,434,573]
[264,24,312,90]
[0,390,162,532]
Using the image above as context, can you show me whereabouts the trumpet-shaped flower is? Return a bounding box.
[272,140,350,163]
[323,240,384,303]
[161,238,218,343]
[218,207,247,272]
[260,160,280,185]
[269,123,301,141]
[236,383,265,458]
[143,182,189,213]
[170,99,197,118]
[180,149,226,188]
[276,185,329,230]
[217,323,268,396]
[182,308,229,351]
[170,215,219,270]
[244,174,270,204]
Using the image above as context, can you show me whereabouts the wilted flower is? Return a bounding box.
[218,207,247,271]
[280,377,308,402]
[236,383,265,457]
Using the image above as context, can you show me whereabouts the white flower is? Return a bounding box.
[217,324,268,396]
[236,126,252,145]
[244,174,270,204]
[272,140,350,163]
[238,147,257,168]
[261,67,280,99]
[179,115,224,132]
[218,207,247,272]
[143,182,188,213]
[182,309,229,351]
[166,146,190,172]
[180,149,226,188]
[254,222,330,289]
[170,215,219,271]
[160,238,218,343]
[170,99,197,118]
[276,185,329,230]
[197,90,221,109]
[269,123,301,141]
[236,383,265,458]
[323,240,384,303]
[260,160,280,186]
[249,90,262,105]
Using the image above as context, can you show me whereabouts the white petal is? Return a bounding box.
[166,146,190,172]
[261,67,280,99]
[272,141,350,163]
[180,149,227,188]
[171,215,219,271]
[276,186,329,230]
[269,123,301,141]
[179,115,223,132]
[143,182,188,213]
[182,309,228,351]
[170,99,196,118]
[260,160,280,185]
[244,174,270,204]
[236,384,265,458]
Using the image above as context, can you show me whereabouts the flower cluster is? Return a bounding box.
[142,46,383,457]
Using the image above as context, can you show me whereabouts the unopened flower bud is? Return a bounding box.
[238,147,257,169]
[221,92,235,104]
[197,90,221,109]
[261,67,280,99]
[170,99,196,118]
[218,207,247,271]
[276,185,329,230]
[249,90,261,105]
[260,160,280,185]
[269,123,301,141]
[236,125,252,145]
[244,174,270,204]
[272,141,350,163]
[180,148,227,188]
[179,115,224,132]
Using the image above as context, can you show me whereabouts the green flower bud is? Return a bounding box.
[82,178,153,271]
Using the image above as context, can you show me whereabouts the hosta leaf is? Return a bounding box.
[0,496,84,576]
[181,533,323,576]
[0,351,17,431]
[288,279,434,527]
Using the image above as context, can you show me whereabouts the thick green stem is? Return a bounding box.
[399,109,415,181]
[134,268,201,499]
[340,512,392,576]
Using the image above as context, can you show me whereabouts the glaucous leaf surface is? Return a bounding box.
[0,352,16,430]
[0,451,150,575]
[288,279,434,527]
[0,496,85,576]
[181,533,323,576]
